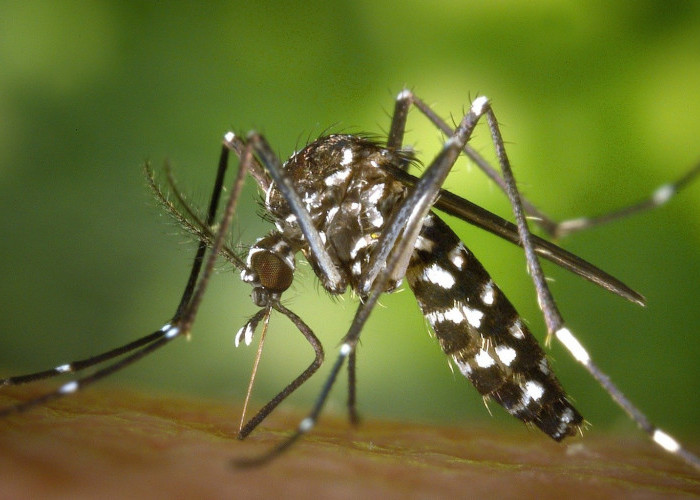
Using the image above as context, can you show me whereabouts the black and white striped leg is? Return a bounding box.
[549,161,700,238]
[480,99,700,470]
[0,324,180,416]
[0,136,239,415]
[393,88,700,239]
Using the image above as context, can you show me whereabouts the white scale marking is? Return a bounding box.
[272,239,289,254]
[426,306,462,325]
[302,192,320,210]
[453,357,472,377]
[350,236,370,259]
[652,184,674,206]
[509,319,525,339]
[164,325,180,339]
[555,327,590,365]
[444,306,465,323]
[340,148,353,166]
[241,268,255,283]
[397,89,412,100]
[324,168,351,186]
[55,364,72,373]
[449,253,464,271]
[557,408,576,435]
[423,263,456,289]
[522,380,545,403]
[560,408,575,423]
[265,184,275,210]
[471,96,489,115]
[448,245,466,270]
[475,349,495,368]
[494,345,517,366]
[370,211,384,228]
[415,235,435,252]
[366,183,385,205]
[426,304,483,329]
[463,305,484,328]
[299,417,314,433]
[325,206,339,223]
[246,246,265,267]
[235,323,254,347]
[480,280,495,305]
[59,381,79,394]
[653,429,681,453]
[558,217,589,233]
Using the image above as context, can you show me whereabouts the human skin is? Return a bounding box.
[0,386,697,499]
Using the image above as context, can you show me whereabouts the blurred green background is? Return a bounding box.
[1,1,698,444]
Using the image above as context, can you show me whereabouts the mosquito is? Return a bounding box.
[1,90,698,470]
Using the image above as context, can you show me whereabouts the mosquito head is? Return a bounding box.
[241,232,296,307]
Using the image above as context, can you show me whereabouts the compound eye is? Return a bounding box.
[250,251,294,293]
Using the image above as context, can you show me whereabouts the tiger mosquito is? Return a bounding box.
[1,90,699,470]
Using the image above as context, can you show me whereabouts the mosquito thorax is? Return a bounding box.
[264,134,413,296]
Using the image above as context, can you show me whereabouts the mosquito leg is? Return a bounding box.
[386,89,419,171]
[0,134,243,414]
[0,323,181,416]
[175,133,251,335]
[550,161,700,238]
[2,137,232,393]
[403,90,699,239]
[405,91,582,233]
[347,348,359,426]
[233,317,362,467]
[481,99,700,471]
[173,136,234,321]
[387,89,411,150]
[0,330,164,389]
[238,303,324,439]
